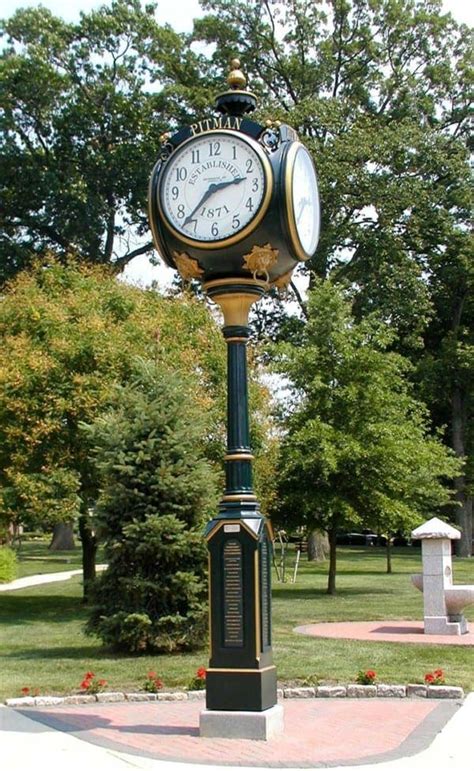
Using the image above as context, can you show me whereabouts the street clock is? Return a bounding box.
[148,59,321,731]
[149,60,320,288]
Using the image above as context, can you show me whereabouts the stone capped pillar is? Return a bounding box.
[411,517,461,635]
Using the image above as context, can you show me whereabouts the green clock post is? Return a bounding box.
[148,60,320,740]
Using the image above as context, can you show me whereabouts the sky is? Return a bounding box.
[2,0,472,288]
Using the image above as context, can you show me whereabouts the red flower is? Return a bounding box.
[147,671,157,679]
[434,669,444,679]
[21,687,30,695]
[424,673,435,683]
[98,679,107,687]
[366,670,376,679]
[80,680,91,690]
[196,667,207,680]
[85,671,95,679]
[153,678,163,689]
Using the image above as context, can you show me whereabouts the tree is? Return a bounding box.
[0,259,226,597]
[84,360,216,653]
[0,0,211,284]
[193,0,473,552]
[272,281,461,593]
[415,243,473,556]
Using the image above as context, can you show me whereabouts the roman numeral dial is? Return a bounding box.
[158,131,273,248]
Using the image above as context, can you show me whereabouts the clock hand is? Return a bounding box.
[296,197,310,223]
[183,177,245,226]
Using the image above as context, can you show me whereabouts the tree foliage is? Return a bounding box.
[272,281,462,592]
[0,259,226,540]
[0,0,212,284]
[193,0,473,553]
[84,360,215,653]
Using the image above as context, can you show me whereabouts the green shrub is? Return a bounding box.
[84,361,218,654]
[0,547,17,583]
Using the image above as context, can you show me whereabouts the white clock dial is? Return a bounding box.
[287,144,320,259]
[158,131,272,247]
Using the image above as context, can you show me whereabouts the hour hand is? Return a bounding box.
[183,177,245,226]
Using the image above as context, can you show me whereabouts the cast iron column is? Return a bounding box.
[203,279,276,712]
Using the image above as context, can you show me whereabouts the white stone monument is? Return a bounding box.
[411,517,474,635]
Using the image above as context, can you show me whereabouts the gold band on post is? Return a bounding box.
[221,494,258,502]
[204,280,267,327]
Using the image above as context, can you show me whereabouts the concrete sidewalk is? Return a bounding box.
[0,565,107,592]
[1,694,472,771]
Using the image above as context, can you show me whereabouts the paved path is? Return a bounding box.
[295,621,474,646]
[1,695,472,771]
[0,565,107,592]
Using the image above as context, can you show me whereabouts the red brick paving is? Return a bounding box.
[22,699,443,766]
[294,620,474,646]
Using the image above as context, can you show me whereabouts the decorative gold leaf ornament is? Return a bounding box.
[242,243,279,283]
[271,269,293,292]
[172,251,204,281]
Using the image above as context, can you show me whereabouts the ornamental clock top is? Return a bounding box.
[148,58,320,287]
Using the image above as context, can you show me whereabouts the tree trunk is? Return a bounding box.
[386,537,392,574]
[327,526,337,595]
[78,510,97,603]
[49,522,75,551]
[452,384,472,557]
[307,529,329,561]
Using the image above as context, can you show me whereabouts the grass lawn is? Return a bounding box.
[0,544,472,701]
[13,539,84,578]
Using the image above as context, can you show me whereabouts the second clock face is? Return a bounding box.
[158,131,272,248]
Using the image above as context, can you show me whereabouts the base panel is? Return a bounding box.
[200,704,284,740]
[206,666,277,711]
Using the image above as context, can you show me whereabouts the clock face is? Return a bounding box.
[287,144,320,260]
[158,131,272,248]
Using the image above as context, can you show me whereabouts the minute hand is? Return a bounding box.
[183,177,245,226]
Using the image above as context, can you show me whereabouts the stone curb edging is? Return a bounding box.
[4,683,464,708]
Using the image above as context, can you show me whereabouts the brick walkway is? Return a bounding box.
[294,621,474,646]
[17,698,458,767]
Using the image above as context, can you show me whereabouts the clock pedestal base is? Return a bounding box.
[200,704,284,741]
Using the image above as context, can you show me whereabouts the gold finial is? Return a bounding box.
[227,58,247,90]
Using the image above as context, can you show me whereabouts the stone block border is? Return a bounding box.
[4,683,464,708]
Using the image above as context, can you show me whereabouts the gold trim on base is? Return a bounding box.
[224,453,254,461]
[221,494,257,502]
[207,665,276,674]
[254,549,261,659]
[205,518,259,542]
[208,554,212,658]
